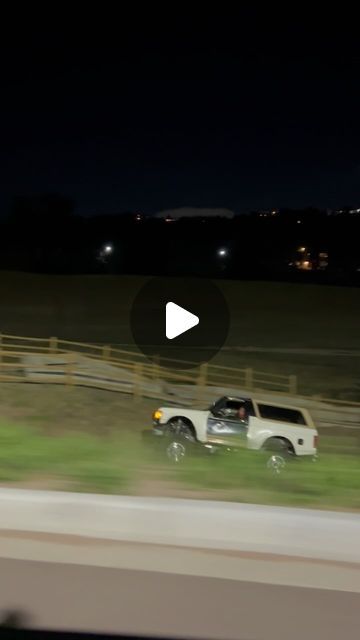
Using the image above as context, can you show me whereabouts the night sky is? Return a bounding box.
[1,12,359,216]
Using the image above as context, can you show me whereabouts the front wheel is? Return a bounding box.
[166,440,186,463]
[166,418,196,442]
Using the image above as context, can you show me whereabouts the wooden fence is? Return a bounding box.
[0,333,359,434]
[0,332,296,397]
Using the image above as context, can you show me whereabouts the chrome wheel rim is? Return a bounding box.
[173,419,184,432]
[267,454,286,473]
[166,441,186,463]
[168,419,195,442]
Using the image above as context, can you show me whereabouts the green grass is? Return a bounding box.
[1,412,360,511]
[170,447,360,509]
[0,382,359,510]
[0,420,141,492]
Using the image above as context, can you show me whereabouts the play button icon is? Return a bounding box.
[166,302,199,340]
[130,276,230,369]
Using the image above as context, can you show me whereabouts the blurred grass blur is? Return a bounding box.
[0,407,360,510]
[169,446,360,509]
[0,421,139,492]
[0,383,359,509]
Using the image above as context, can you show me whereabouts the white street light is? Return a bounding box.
[217,248,228,257]
[97,243,115,264]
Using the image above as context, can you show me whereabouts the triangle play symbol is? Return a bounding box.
[166,302,199,340]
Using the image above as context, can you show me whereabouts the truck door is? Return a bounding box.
[206,399,253,447]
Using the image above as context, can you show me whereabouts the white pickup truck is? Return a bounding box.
[148,395,318,471]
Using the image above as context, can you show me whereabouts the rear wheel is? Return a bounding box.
[263,437,294,473]
[266,454,286,473]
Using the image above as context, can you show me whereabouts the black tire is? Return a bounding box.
[165,417,196,443]
[263,437,295,457]
[165,418,200,463]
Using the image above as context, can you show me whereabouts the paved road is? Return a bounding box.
[1,557,360,639]
[2,491,360,565]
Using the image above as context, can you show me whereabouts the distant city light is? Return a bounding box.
[104,245,113,254]
[217,248,228,257]
[297,220,301,224]
[298,246,306,253]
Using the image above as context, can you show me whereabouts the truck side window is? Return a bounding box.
[257,404,306,425]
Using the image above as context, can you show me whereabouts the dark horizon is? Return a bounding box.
[1,13,359,217]
[1,199,359,221]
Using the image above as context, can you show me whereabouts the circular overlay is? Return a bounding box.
[130,277,230,370]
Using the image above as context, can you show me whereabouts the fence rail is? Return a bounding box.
[0,332,297,394]
[0,334,360,438]
[0,333,360,414]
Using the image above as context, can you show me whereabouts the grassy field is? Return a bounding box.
[0,271,359,398]
[0,272,358,505]
[0,383,359,511]
[171,447,360,510]
[0,384,156,493]
[1,272,360,348]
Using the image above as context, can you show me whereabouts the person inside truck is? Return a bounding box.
[237,406,248,423]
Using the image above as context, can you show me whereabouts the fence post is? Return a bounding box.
[49,336,58,354]
[195,362,208,404]
[245,368,254,390]
[133,362,143,400]
[198,362,208,385]
[102,345,111,361]
[65,352,75,387]
[289,374,297,395]
[152,354,160,381]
